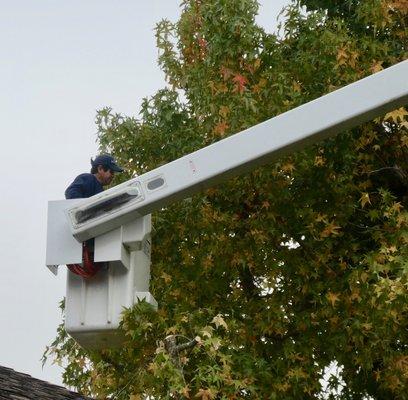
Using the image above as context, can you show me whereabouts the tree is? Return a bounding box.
[43,0,408,398]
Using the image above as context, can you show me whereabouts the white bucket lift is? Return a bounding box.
[46,199,157,350]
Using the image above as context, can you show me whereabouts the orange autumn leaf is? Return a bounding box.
[326,292,341,307]
[198,37,207,50]
[370,60,383,74]
[213,121,229,137]
[321,221,341,237]
[195,388,216,400]
[220,65,233,80]
[389,0,408,14]
[281,162,295,173]
[232,73,248,94]
[252,77,267,94]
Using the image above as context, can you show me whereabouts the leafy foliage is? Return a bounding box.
[44,0,408,398]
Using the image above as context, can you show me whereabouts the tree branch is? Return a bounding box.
[164,335,198,360]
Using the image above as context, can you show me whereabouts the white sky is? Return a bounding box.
[0,0,289,387]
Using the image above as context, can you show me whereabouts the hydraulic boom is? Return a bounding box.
[66,60,408,242]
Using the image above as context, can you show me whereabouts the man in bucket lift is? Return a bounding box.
[65,154,124,199]
[65,154,124,278]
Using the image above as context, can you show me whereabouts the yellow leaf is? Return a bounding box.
[148,362,158,373]
[275,382,291,392]
[170,288,181,299]
[394,355,408,370]
[336,46,359,68]
[231,254,242,267]
[292,80,302,93]
[180,355,189,365]
[130,395,142,400]
[253,58,261,70]
[208,81,216,95]
[281,162,295,173]
[360,272,369,283]
[161,272,172,283]
[287,367,308,379]
[315,213,328,223]
[326,291,341,307]
[166,326,178,334]
[386,375,401,391]
[211,338,222,351]
[373,369,381,381]
[390,202,403,214]
[217,82,228,93]
[336,47,348,65]
[211,314,228,330]
[401,134,408,147]
[219,105,230,119]
[314,155,325,166]
[396,212,408,227]
[201,326,214,338]
[181,386,191,398]
[203,255,214,270]
[385,107,408,124]
[348,51,358,68]
[360,192,371,208]
[252,78,267,94]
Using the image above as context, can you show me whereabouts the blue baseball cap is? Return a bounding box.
[91,154,124,172]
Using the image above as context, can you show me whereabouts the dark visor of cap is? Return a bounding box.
[110,163,124,172]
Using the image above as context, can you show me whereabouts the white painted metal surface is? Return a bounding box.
[94,227,130,270]
[65,215,157,350]
[65,60,408,242]
[46,200,83,273]
[46,198,156,348]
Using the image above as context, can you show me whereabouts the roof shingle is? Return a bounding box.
[0,366,94,400]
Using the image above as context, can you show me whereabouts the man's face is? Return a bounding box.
[97,166,115,186]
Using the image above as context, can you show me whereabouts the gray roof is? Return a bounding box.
[0,366,94,400]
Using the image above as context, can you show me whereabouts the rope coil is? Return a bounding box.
[67,242,102,278]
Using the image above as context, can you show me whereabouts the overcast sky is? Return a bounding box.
[0,0,289,387]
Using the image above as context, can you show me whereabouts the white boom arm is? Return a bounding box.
[67,60,408,242]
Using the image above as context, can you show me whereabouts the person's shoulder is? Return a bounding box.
[74,173,96,182]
